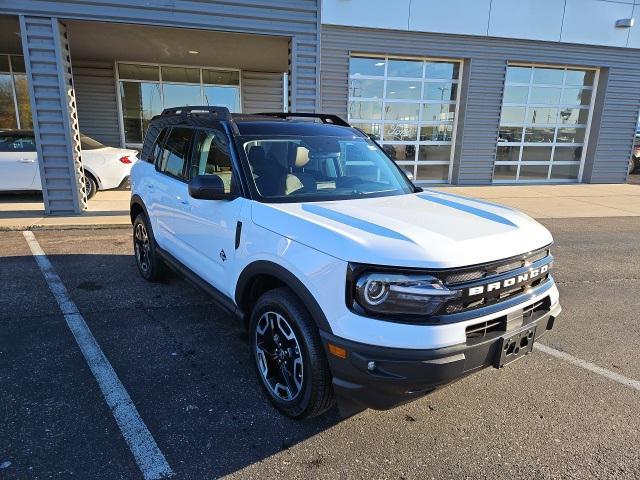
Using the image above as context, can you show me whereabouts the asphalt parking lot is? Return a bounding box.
[2,217,640,479]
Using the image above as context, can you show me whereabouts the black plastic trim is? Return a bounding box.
[235,221,242,250]
[235,260,333,333]
[155,246,242,320]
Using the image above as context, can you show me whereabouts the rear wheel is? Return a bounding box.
[133,213,164,281]
[84,172,98,200]
[250,288,334,419]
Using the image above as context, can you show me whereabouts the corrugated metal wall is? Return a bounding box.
[73,61,121,147]
[20,17,86,214]
[242,71,285,113]
[11,0,320,113]
[321,25,640,184]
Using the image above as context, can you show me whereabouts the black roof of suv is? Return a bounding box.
[140,106,363,162]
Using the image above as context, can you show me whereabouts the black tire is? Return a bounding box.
[84,172,98,200]
[132,213,165,281]
[249,287,334,419]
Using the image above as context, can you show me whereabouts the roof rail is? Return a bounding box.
[161,105,232,121]
[256,112,351,127]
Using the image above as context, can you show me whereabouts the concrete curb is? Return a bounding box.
[0,223,131,232]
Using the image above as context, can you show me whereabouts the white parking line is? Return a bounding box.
[22,231,174,480]
[535,343,640,392]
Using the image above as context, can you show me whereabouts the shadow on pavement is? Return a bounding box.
[1,249,343,479]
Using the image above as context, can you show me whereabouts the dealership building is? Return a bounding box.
[2,0,640,214]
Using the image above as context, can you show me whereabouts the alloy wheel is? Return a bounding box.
[134,222,151,274]
[255,311,304,401]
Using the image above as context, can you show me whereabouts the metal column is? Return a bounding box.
[19,16,86,215]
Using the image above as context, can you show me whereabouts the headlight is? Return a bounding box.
[353,272,461,317]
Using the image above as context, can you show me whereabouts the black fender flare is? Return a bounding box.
[130,194,149,224]
[235,260,333,333]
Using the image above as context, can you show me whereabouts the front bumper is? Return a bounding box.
[321,299,561,412]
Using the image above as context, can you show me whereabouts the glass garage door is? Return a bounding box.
[494,65,597,183]
[348,56,462,184]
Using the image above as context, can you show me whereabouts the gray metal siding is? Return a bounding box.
[20,16,86,214]
[73,61,120,147]
[242,71,284,113]
[8,0,320,113]
[321,25,640,184]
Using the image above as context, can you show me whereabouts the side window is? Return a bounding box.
[159,127,194,180]
[0,135,36,152]
[151,128,168,165]
[191,128,234,193]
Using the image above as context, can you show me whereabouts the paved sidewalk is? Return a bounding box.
[1,183,639,230]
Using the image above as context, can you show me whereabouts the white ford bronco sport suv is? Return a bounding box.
[130,106,561,419]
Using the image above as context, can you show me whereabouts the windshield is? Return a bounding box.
[80,134,106,150]
[241,134,414,202]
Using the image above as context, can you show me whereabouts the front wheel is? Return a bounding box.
[250,288,334,419]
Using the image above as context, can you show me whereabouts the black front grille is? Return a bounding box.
[442,247,551,286]
[436,247,553,317]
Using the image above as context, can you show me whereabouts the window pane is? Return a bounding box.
[423,103,456,122]
[496,145,520,162]
[120,81,162,144]
[524,127,554,143]
[554,146,582,162]
[160,128,193,179]
[118,64,159,81]
[14,74,32,129]
[191,129,233,191]
[382,144,415,161]
[424,83,457,101]
[565,69,594,87]
[349,79,384,98]
[561,88,591,106]
[387,59,422,78]
[501,106,526,124]
[419,124,453,141]
[418,145,451,161]
[202,69,239,85]
[163,83,201,107]
[383,124,417,141]
[203,86,240,112]
[521,146,552,161]
[425,62,459,80]
[558,107,589,125]
[556,127,585,144]
[351,123,381,140]
[349,101,382,119]
[0,134,36,152]
[550,163,580,180]
[0,55,8,73]
[493,164,518,181]
[532,67,564,85]
[384,102,419,121]
[503,86,528,104]
[498,126,523,142]
[386,80,421,100]
[519,164,549,179]
[529,87,561,105]
[0,73,18,129]
[506,66,532,84]
[416,163,449,181]
[527,107,558,124]
[349,57,386,77]
[10,56,25,73]
[161,66,200,83]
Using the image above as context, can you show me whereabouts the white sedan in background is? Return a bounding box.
[0,130,138,199]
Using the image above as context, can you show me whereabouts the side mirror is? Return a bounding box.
[403,169,415,181]
[188,174,234,200]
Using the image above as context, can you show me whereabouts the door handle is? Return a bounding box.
[19,158,36,163]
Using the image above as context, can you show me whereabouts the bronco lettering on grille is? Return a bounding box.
[466,264,549,296]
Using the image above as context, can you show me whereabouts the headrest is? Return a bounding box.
[294,146,310,168]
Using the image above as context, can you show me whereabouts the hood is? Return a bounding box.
[251,190,553,269]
